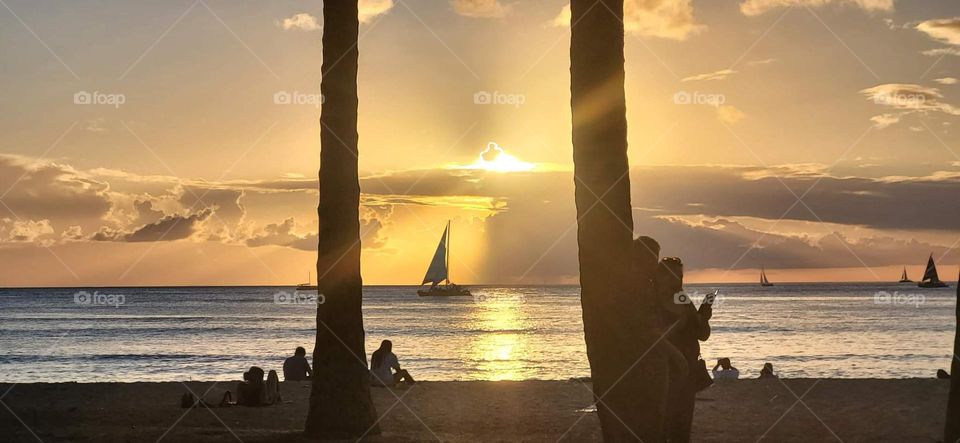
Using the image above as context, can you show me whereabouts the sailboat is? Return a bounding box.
[918,254,949,288]
[296,271,318,291]
[417,221,471,297]
[898,267,913,283]
[760,266,774,287]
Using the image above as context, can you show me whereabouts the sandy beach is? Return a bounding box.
[0,378,947,442]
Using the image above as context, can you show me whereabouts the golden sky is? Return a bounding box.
[1,0,959,286]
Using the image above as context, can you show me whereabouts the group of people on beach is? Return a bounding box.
[182,342,415,409]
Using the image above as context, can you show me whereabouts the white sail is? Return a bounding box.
[422,223,449,285]
[761,266,771,285]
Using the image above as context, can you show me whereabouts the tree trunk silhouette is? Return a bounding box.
[304,0,379,438]
[946,269,960,442]
[570,0,669,440]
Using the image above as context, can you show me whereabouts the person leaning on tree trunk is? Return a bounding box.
[656,257,712,443]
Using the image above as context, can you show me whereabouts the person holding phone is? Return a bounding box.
[656,257,712,443]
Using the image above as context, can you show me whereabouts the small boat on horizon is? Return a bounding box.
[296,272,318,291]
[760,266,774,287]
[898,267,913,283]
[418,221,471,297]
[918,254,949,288]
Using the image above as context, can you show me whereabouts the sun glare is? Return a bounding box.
[465,142,536,173]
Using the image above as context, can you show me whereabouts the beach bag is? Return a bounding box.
[692,357,713,392]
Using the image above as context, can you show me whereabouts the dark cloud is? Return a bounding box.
[92,209,212,242]
[478,195,955,282]
[360,165,960,231]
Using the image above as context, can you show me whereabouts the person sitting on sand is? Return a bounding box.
[712,358,740,381]
[283,346,312,381]
[370,340,415,387]
[759,362,777,379]
[236,366,281,406]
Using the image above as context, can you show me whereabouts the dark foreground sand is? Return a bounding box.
[0,379,948,442]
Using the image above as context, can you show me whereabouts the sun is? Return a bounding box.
[467,142,536,173]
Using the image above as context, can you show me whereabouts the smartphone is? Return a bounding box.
[699,290,719,310]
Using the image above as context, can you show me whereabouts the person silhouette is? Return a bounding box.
[657,257,711,443]
[370,340,415,387]
[283,346,312,381]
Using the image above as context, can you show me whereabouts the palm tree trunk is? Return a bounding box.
[304,0,379,438]
[570,0,668,440]
[945,269,960,442]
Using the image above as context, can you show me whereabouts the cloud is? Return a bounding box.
[0,155,112,224]
[717,105,747,124]
[133,200,165,225]
[1,218,54,243]
[748,58,777,66]
[740,0,894,16]
[178,187,246,228]
[869,113,901,129]
[935,77,958,85]
[452,0,510,18]
[279,13,321,31]
[279,2,394,29]
[860,83,960,127]
[93,209,212,242]
[360,0,395,23]
[922,47,960,57]
[916,17,960,45]
[682,69,737,82]
[61,225,84,242]
[360,164,960,231]
[553,0,704,41]
[245,215,386,251]
[245,218,315,250]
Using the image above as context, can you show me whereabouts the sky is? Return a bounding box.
[1,0,959,286]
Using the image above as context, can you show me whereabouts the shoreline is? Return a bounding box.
[1,379,947,442]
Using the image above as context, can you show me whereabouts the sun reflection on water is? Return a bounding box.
[470,291,529,381]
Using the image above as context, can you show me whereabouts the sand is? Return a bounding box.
[0,379,948,442]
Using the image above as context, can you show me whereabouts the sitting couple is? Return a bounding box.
[370,339,416,387]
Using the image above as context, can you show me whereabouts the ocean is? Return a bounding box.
[0,283,955,383]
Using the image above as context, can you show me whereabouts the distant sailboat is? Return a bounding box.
[899,267,912,283]
[296,271,318,291]
[417,221,471,297]
[760,266,774,287]
[918,254,949,288]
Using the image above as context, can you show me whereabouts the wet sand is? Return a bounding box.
[0,379,947,442]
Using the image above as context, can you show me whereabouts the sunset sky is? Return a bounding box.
[1,0,959,286]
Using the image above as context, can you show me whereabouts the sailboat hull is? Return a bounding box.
[919,281,949,288]
[417,286,472,297]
